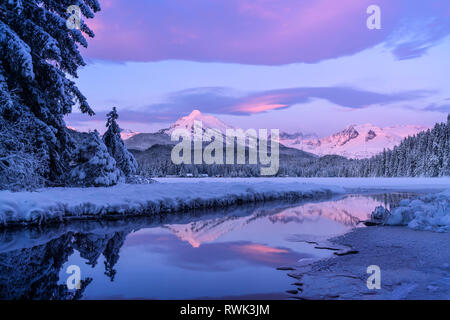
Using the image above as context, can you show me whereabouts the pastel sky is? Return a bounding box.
[66,0,450,136]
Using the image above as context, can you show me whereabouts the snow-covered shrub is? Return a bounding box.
[370,206,390,222]
[69,131,122,187]
[102,107,138,177]
[125,175,156,185]
[385,191,450,232]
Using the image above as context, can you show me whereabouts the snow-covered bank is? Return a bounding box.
[0,181,343,227]
[155,177,450,193]
[0,178,448,227]
[384,189,450,232]
[290,227,450,299]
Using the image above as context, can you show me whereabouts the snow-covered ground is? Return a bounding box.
[0,178,448,227]
[291,226,450,299]
[155,177,450,193]
[0,180,342,226]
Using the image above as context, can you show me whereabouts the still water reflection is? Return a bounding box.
[0,193,416,300]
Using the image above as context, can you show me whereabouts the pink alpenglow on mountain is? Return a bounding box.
[120,129,139,141]
[161,110,233,136]
[280,124,429,159]
[67,126,139,141]
[159,111,428,159]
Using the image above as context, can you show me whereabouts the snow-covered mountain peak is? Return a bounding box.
[154,111,429,159]
[281,123,428,159]
[189,109,202,117]
[121,129,139,141]
[330,125,360,146]
[68,126,139,141]
[161,110,233,135]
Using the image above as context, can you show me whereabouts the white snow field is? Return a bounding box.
[280,123,428,159]
[155,177,450,192]
[292,226,450,299]
[0,178,448,227]
[0,180,342,226]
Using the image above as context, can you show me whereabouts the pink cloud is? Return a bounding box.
[233,94,290,113]
[231,243,293,265]
[237,244,289,255]
[66,86,432,129]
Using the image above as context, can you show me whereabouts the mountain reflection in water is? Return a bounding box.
[0,193,416,300]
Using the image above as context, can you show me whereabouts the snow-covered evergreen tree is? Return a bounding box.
[102,107,138,177]
[69,131,121,187]
[0,113,47,190]
[0,0,101,189]
[352,116,449,177]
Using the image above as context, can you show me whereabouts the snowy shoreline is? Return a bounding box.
[0,180,342,227]
[0,178,448,227]
[290,226,450,300]
[154,177,450,193]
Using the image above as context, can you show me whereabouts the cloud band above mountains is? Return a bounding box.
[68,86,433,125]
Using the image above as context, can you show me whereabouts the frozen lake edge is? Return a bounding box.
[292,226,450,300]
[0,177,449,227]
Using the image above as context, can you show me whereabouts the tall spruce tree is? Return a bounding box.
[0,0,101,189]
[102,107,138,177]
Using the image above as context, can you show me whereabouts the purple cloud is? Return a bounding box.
[83,0,450,65]
[66,86,432,125]
[423,104,450,113]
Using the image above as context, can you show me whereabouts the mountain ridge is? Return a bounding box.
[279,123,428,159]
[125,110,429,159]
